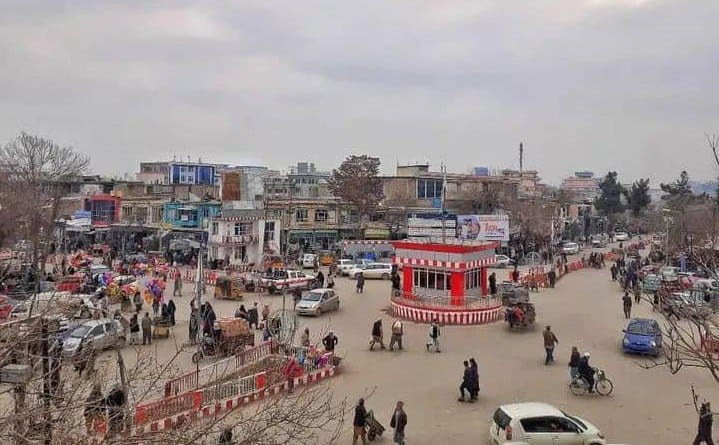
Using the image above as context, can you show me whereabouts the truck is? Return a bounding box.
[258,269,317,294]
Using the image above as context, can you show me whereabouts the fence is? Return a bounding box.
[164,341,276,397]
[392,294,501,310]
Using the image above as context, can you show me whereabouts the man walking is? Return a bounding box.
[693,401,714,445]
[543,325,558,365]
[356,272,365,293]
[469,358,480,401]
[489,272,497,295]
[369,318,385,350]
[390,401,407,444]
[173,276,182,297]
[389,319,403,351]
[141,312,152,345]
[426,319,441,353]
[622,291,633,319]
[353,398,368,445]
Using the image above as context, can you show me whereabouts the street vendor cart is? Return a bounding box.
[192,317,255,363]
[152,316,172,339]
[214,275,244,300]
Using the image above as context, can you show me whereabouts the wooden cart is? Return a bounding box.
[214,276,244,300]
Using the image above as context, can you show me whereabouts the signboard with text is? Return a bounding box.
[408,213,457,239]
[456,215,509,241]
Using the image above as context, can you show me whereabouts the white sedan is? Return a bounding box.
[350,263,393,280]
[494,255,512,268]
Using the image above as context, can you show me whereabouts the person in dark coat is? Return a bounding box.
[547,269,556,288]
[458,361,473,402]
[390,401,407,445]
[489,272,497,295]
[104,385,126,435]
[353,398,368,445]
[693,401,714,445]
[167,299,176,325]
[323,331,338,352]
[610,264,617,281]
[219,427,233,445]
[578,352,595,393]
[316,270,325,288]
[568,346,581,381]
[248,302,259,330]
[622,291,633,319]
[141,312,152,345]
[369,319,385,350]
[129,313,140,345]
[469,358,479,401]
[356,272,365,293]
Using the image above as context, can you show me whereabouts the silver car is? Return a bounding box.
[62,318,125,359]
[295,289,340,316]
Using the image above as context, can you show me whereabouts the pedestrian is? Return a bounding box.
[469,357,480,400]
[316,270,324,288]
[189,307,199,343]
[219,427,233,445]
[426,319,441,353]
[327,274,335,289]
[248,302,259,330]
[322,330,338,352]
[610,264,617,281]
[141,312,152,345]
[235,304,249,320]
[458,360,473,402]
[356,272,365,293]
[390,401,407,445]
[489,272,497,295]
[634,285,641,304]
[389,319,403,351]
[129,313,140,345]
[391,273,400,296]
[543,325,558,365]
[262,323,273,341]
[548,269,556,288]
[261,304,270,327]
[152,295,160,318]
[133,292,143,314]
[300,327,310,347]
[622,291,633,319]
[369,318,385,350]
[653,291,660,309]
[693,401,714,445]
[568,346,580,381]
[353,398,368,445]
[173,276,182,297]
[167,298,176,326]
[105,385,126,436]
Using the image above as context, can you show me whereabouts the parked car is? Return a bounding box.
[591,234,608,248]
[659,266,679,282]
[490,402,606,445]
[337,259,357,276]
[614,232,630,242]
[62,318,125,359]
[295,288,340,316]
[494,255,512,268]
[301,254,318,269]
[350,263,393,280]
[622,318,662,356]
[561,242,580,255]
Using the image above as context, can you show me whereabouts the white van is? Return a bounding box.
[301,254,317,269]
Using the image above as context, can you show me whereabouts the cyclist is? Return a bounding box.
[577,352,595,393]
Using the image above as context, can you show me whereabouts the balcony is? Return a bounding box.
[211,235,254,246]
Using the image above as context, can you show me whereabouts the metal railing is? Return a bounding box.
[164,341,275,397]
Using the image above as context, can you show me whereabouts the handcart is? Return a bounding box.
[192,319,255,363]
[152,316,172,339]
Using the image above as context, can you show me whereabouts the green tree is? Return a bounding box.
[660,170,693,207]
[594,171,625,227]
[328,154,384,228]
[623,178,652,217]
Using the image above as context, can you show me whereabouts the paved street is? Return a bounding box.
[118,248,716,444]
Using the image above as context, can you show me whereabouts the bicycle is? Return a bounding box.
[569,368,614,396]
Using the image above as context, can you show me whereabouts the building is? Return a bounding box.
[207,209,281,269]
[219,166,269,209]
[136,162,169,185]
[559,171,600,203]
[163,201,221,230]
[499,169,543,199]
[168,161,217,186]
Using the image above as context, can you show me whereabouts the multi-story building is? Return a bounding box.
[207,209,281,268]
[219,165,269,209]
[559,171,600,203]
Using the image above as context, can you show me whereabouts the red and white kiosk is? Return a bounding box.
[391,239,502,325]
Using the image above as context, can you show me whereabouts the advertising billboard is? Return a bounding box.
[408,213,457,239]
[456,215,509,241]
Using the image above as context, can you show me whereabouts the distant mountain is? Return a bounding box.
[689,181,718,196]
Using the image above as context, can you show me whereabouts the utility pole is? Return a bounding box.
[519,142,524,173]
[41,319,51,445]
[193,243,204,344]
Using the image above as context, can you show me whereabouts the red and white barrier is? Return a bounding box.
[391,299,503,325]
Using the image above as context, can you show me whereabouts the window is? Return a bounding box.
[464,269,481,290]
[417,179,443,199]
[413,269,451,291]
[520,417,578,433]
[233,246,246,261]
[121,206,133,221]
[264,221,275,241]
[211,222,219,236]
[315,209,328,222]
[295,209,308,222]
[234,222,251,235]
[179,165,195,184]
[89,325,104,337]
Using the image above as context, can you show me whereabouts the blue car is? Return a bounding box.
[623,318,662,356]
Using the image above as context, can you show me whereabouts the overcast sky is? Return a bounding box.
[1,0,717,185]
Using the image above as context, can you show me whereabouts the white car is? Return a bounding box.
[295,288,340,316]
[490,402,606,445]
[337,259,357,276]
[494,255,512,268]
[614,232,629,242]
[350,263,393,280]
[561,242,580,255]
[301,254,317,269]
